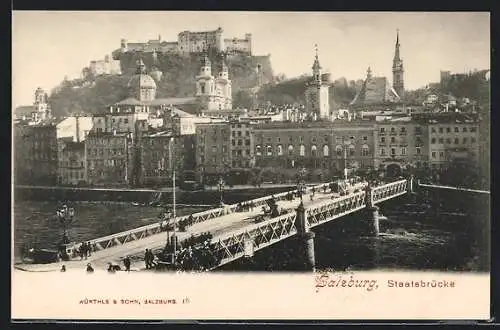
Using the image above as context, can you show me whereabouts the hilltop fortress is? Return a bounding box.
[112,27,252,60]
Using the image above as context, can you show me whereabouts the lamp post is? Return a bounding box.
[297,167,307,201]
[218,176,225,206]
[169,136,178,266]
[56,204,75,245]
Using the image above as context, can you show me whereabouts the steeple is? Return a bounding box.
[393,29,401,66]
[312,44,322,83]
[200,53,212,76]
[136,58,147,74]
[366,66,373,80]
[392,29,405,100]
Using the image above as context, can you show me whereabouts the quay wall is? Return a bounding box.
[14,185,296,205]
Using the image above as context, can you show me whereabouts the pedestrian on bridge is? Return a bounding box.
[123,256,131,272]
[86,263,94,273]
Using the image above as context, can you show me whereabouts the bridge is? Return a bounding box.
[16,177,416,272]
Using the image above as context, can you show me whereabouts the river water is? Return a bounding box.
[13,193,489,272]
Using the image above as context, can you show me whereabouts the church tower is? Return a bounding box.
[127,58,157,102]
[195,54,217,111]
[215,56,232,110]
[305,44,330,120]
[34,87,51,122]
[392,29,405,100]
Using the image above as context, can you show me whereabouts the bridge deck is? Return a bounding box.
[16,186,360,273]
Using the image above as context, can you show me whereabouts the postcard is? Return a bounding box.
[12,11,490,321]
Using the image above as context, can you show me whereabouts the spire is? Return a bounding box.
[366,66,372,80]
[393,29,401,65]
[136,58,146,74]
[312,44,321,71]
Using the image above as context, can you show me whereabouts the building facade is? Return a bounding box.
[253,121,376,181]
[59,141,86,185]
[85,131,133,186]
[14,123,58,185]
[195,122,231,183]
[422,113,480,171]
[373,118,428,175]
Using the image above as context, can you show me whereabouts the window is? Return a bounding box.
[446,138,451,144]
[299,145,306,156]
[401,147,407,155]
[200,82,206,94]
[361,144,369,156]
[401,127,406,133]
[380,148,386,156]
[454,127,459,132]
[391,127,396,133]
[454,138,459,144]
[416,147,421,155]
[391,148,396,156]
[277,145,283,156]
[471,137,476,143]
[463,127,467,133]
[124,118,128,124]
[323,145,329,157]
[256,145,261,156]
[431,128,436,133]
[381,137,386,143]
[446,127,451,133]
[349,145,355,156]
[266,145,272,156]
[439,138,444,144]
[439,127,443,133]
[380,128,385,133]
[431,138,436,144]
[391,137,396,143]
[463,137,468,144]
[470,127,477,132]
[299,136,304,143]
[439,151,444,157]
[432,152,436,158]
[311,145,317,157]
[288,145,294,156]
[363,136,368,141]
[336,145,343,156]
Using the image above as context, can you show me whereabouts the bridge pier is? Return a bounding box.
[295,201,316,272]
[367,206,380,236]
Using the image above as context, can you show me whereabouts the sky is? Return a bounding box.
[12,11,490,108]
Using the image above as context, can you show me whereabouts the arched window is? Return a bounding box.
[277,145,283,156]
[311,145,317,157]
[349,145,355,156]
[266,145,273,156]
[200,82,206,94]
[256,145,261,156]
[323,145,329,157]
[299,145,306,157]
[335,145,343,157]
[361,144,369,156]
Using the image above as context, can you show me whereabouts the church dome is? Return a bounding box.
[127,58,157,90]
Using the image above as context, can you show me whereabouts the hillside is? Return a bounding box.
[48,50,274,117]
[255,75,361,109]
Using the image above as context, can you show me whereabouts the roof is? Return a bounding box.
[171,107,194,118]
[114,97,144,106]
[63,141,85,152]
[127,74,157,90]
[254,120,375,130]
[15,106,36,117]
[350,76,400,105]
[148,97,198,106]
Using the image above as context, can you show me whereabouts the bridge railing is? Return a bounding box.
[371,179,408,205]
